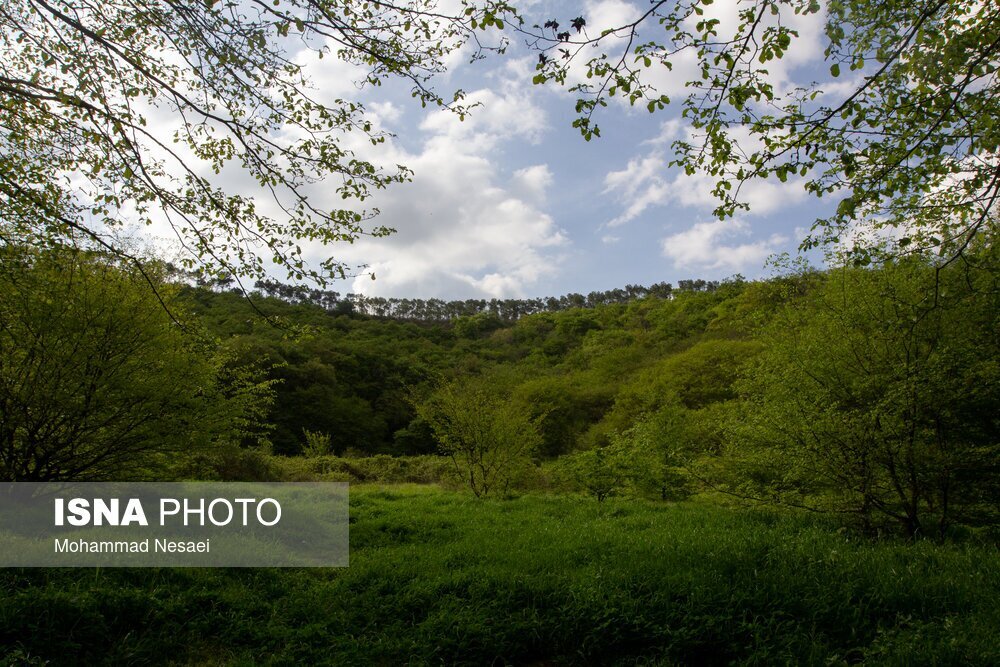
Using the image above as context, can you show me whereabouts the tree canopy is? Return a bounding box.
[416,374,543,497]
[526,0,1000,261]
[0,0,510,287]
[728,250,1000,535]
[0,246,274,481]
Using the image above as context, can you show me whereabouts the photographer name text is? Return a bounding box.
[55,537,210,553]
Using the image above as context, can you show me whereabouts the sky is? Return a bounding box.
[175,0,847,300]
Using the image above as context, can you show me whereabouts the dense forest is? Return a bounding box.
[182,273,736,457]
[4,240,997,538]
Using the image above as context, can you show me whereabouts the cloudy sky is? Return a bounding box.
[275,0,841,299]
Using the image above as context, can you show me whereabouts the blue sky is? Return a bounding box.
[275,0,843,299]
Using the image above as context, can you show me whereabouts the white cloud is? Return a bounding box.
[368,101,403,125]
[603,154,674,226]
[661,218,788,272]
[668,171,809,215]
[511,164,554,203]
[294,41,372,103]
[603,120,809,226]
[585,0,642,32]
[604,155,664,199]
[604,124,800,234]
[299,82,566,299]
[339,169,567,298]
[643,119,684,147]
[419,86,548,152]
[608,181,672,227]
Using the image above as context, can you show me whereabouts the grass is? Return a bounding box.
[1,485,998,665]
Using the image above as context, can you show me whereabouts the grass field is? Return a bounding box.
[2,485,998,665]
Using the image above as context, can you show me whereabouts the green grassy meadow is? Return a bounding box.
[2,485,998,665]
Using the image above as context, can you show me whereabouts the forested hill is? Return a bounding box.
[175,251,999,537]
[180,273,784,459]
[5,244,996,537]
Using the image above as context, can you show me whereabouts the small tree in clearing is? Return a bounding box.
[417,379,542,498]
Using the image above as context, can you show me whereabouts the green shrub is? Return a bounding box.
[301,429,333,458]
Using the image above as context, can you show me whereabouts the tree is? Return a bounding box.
[526,0,1000,260]
[728,251,1000,536]
[557,440,631,501]
[416,376,543,497]
[0,0,511,288]
[0,246,275,481]
[613,411,696,501]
